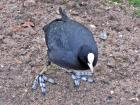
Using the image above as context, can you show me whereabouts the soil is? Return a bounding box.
[0,0,140,105]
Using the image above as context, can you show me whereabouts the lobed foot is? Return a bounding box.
[32,74,56,95]
[70,71,95,87]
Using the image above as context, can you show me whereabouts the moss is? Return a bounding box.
[129,0,140,17]
[128,0,140,6]
[110,0,140,17]
[111,0,122,3]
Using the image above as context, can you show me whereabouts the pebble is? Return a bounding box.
[107,96,113,100]
[110,90,114,94]
[0,65,4,68]
[0,35,4,39]
[48,78,55,84]
[129,97,139,102]
[87,78,95,83]
[24,89,28,92]
[79,2,88,6]
[70,10,79,16]
[135,50,138,53]
[23,0,36,7]
[89,24,96,29]
[99,31,108,40]
[3,38,17,46]
[119,34,123,38]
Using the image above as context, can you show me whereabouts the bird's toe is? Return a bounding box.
[32,75,39,91]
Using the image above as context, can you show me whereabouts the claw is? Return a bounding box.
[40,83,47,96]
[32,75,39,91]
[39,75,45,83]
[74,79,81,87]
[71,74,77,80]
[42,75,48,81]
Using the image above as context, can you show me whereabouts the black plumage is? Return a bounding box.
[43,7,98,71]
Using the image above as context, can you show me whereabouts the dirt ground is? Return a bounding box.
[0,0,140,105]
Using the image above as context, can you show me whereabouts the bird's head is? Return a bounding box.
[78,45,98,73]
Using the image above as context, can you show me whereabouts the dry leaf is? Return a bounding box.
[15,58,22,64]
[21,19,35,28]
[11,25,22,32]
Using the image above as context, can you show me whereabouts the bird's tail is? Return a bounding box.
[59,7,69,21]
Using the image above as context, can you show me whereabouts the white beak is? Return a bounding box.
[88,63,94,73]
[87,53,94,73]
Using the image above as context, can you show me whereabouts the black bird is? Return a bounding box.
[32,7,98,95]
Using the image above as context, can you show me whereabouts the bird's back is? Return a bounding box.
[43,8,97,70]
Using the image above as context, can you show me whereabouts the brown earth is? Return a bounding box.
[0,0,140,105]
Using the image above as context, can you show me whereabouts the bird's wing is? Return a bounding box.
[43,21,70,51]
[48,49,81,69]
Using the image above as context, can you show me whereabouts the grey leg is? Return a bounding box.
[70,71,95,87]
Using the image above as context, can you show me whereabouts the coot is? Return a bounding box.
[32,7,98,95]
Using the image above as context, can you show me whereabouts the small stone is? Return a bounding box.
[87,78,95,83]
[107,96,113,100]
[119,34,123,38]
[25,89,28,92]
[129,97,139,102]
[48,78,55,84]
[42,38,45,42]
[110,90,114,94]
[99,31,108,40]
[20,49,27,55]
[24,0,36,7]
[79,2,88,6]
[3,38,17,46]
[70,10,79,16]
[0,35,4,39]
[135,50,138,53]
[0,65,4,68]
[89,24,96,29]
[26,27,36,35]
